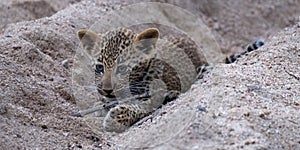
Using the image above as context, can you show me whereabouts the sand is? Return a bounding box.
[0,0,299,149]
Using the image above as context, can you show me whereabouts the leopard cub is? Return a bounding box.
[75,27,263,133]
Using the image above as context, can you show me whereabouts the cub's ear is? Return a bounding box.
[135,28,159,42]
[134,28,159,53]
[77,29,99,55]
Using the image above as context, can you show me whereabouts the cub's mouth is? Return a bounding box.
[104,94,116,99]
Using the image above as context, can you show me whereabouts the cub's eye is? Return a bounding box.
[116,65,127,74]
[95,64,104,74]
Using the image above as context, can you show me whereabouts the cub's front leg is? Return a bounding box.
[103,82,170,132]
[103,103,151,133]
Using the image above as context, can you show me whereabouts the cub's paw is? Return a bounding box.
[103,105,133,133]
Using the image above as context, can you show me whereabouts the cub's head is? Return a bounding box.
[77,28,159,100]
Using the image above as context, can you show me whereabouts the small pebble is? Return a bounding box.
[284,84,291,90]
[63,132,69,136]
[0,105,7,115]
[41,125,48,129]
[197,105,208,113]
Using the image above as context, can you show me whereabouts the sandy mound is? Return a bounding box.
[0,0,299,149]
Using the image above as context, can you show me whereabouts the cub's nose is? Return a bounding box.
[103,89,113,95]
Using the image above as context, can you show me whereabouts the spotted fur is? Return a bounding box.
[225,39,264,63]
[76,27,263,132]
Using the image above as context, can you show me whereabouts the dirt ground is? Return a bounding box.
[0,0,299,149]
